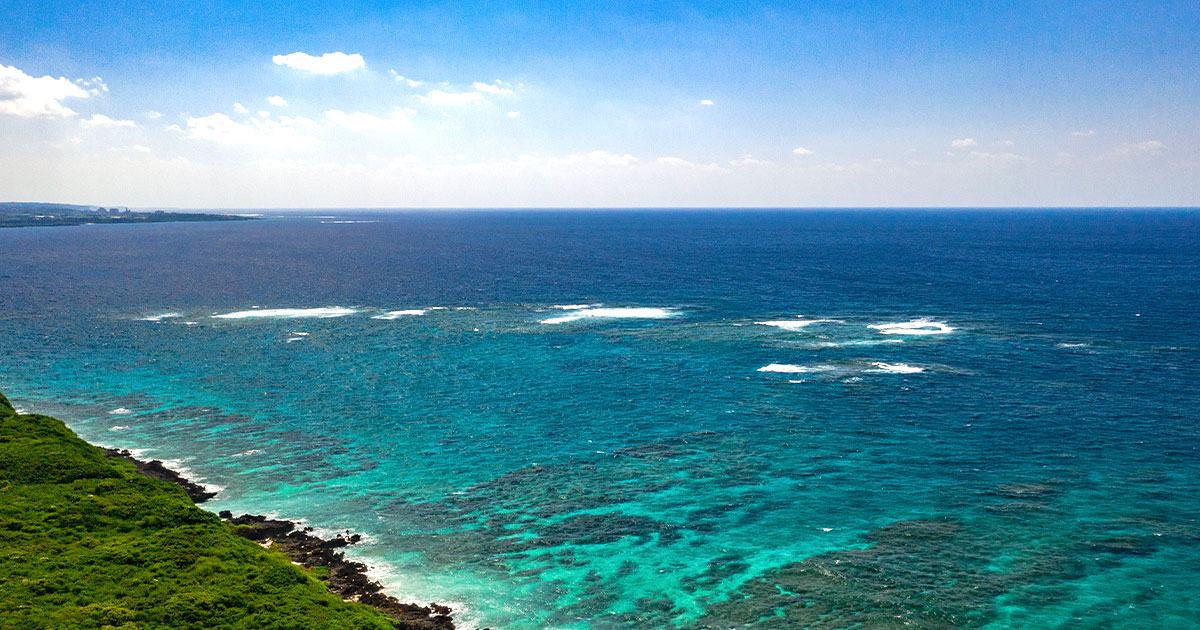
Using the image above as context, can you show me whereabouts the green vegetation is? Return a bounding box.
[0,202,253,228]
[0,392,396,630]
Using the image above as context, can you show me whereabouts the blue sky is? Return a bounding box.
[1,1,1197,207]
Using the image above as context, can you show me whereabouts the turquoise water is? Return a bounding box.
[2,210,1198,628]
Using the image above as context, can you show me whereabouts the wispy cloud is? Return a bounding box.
[0,63,91,118]
[793,147,813,156]
[81,113,137,129]
[699,99,714,105]
[951,138,977,148]
[267,95,288,107]
[968,151,1026,162]
[1071,130,1096,137]
[1103,140,1165,158]
[232,102,248,114]
[472,81,514,95]
[272,52,365,75]
[145,110,163,119]
[183,112,322,148]
[388,71,423,87]
[421,89,486,106]
[323,108,415,133]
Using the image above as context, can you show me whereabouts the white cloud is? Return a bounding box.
[323,108,414,133]
[0,63,91,118]
[267,95,288,107]
[969,151,1026,162]
[793,147,813,156]
[506,111,520,118]
[472,81,513,95]
[951,138,978,148]
[389,71,423,87]
[1104,140,1165,158]
[421,89,486,106]
[145,110,163,119]
[233,102,248,114]
[257,110,270,118]
[1072,130,1096,137]
[81,113,137,129]
[996,139,1015,147]
[272,52,365,75]
[699,99,714,105]
[731,155,772,167]
[75,77,108,95]
[184,112,322,148]
[110,144,151,153]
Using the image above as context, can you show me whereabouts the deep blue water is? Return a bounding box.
[2,209,1198,628]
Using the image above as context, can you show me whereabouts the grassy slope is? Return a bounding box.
[0,393,396,630]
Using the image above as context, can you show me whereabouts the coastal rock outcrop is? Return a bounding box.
[225,513,456,630]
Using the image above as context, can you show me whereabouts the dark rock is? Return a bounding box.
[218,511,456,630]
[102,447,217,503]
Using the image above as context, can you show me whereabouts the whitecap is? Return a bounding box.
[109,425,130,431]
[321,220,379,224]
[868,319,955,335]
[866,362,925,374]
[232,449,263,457]
[1056,342,1089,349]
[758,363,836,374]
[541,307,677,324]
[550,304,597,310]
[183,321,198,326]
[109,407,132,415]
[756,317,843,331]
[212,307,357,319]
[372,309,428,319]
[138,312,182,322]
[285,337,305,343]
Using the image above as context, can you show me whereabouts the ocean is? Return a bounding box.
[2,209,1198,628]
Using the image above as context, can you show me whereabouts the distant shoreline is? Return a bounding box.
[0,211,257,229]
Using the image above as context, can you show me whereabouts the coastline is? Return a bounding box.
[0,393,463,630]
[103,448,459,630]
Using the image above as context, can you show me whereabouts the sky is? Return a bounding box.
[1,1,1197,208]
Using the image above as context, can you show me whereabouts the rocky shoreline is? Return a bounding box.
[107,448,458,630]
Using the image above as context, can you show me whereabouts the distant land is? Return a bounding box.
[0,202,255,228]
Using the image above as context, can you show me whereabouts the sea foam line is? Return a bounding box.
[372,309,428,319]
[138,312,182,322]
[868,318,955,335]
[541,307,678,324]
[755,317,843,331]
[865,362,925,374]
[212,307,357,319]
[758,363,837,374]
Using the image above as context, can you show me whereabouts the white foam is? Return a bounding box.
[541,307,677,324]
[183,321,198,326]
[866,362,925,374]
[1056,342,1089,348]
[109,407,131,415]
[291,332,311,336]
[758,363,836,374]
[285,337,305,343]
[372,309,428,319]
[755,317,842,331]
[213,307,357,319]
[232,449,263,457]
[109,425,130,431]
[321,220,378,224]
[550,304,596,310]
[868,319,955,335]
[138,312,182,322]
